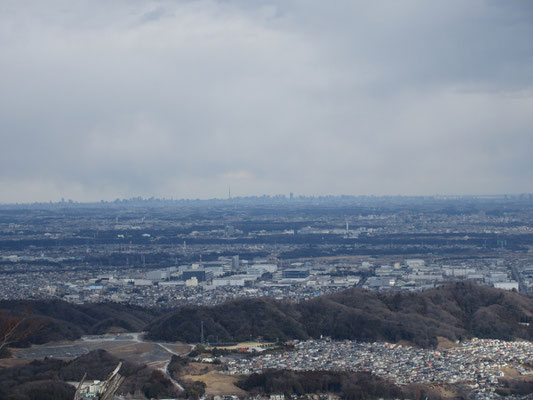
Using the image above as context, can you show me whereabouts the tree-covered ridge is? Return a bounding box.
[1,283,532,349]
[0,300,160,347]
[146,283,533,347]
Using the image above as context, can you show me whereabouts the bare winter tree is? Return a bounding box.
[0,307,47,357]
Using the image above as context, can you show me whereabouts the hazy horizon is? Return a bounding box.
[2,191,532,206]
[1,1,532,203]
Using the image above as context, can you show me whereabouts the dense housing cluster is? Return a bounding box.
[224,339,533,395]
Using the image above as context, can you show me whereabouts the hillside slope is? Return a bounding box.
[2,283,532,349]
[0,300,160,347]
[146,283,533,347]
[0,349,178,399]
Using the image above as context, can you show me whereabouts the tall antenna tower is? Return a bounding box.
[228,186,232,199]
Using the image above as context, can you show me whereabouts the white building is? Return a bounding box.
[494,281,519,291]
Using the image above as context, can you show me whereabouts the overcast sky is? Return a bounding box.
[1,0,532,202]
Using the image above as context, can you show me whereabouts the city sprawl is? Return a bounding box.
[224,339,533,398]
[1,196,533,399]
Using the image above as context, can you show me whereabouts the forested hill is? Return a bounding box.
[0,349,180,400]
[0,300,159,347]
[2,283,533,349]
[145,283,533,347]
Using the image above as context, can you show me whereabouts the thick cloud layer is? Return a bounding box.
[1,0,532,202]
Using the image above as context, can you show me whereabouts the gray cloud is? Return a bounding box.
[0,0,532,202]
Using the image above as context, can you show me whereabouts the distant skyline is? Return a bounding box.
[1,1,533,203]
[2,192,532,206]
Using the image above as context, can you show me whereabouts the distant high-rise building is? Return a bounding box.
[232,255,240,271]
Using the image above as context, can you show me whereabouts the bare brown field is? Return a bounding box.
[160,342,192,354]
[112,342,156,354]
[180,362,216,376]
[0,357,31,369]
[183,370,246,396]
[396,340,415,347]
[108,342,157,359]
[429,383,465,399]
[208,341,274,350]
[501,367,533,381]
[437,336,458,349]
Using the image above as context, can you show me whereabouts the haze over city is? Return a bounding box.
[1,0,533,203]
[4,3,533,399]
